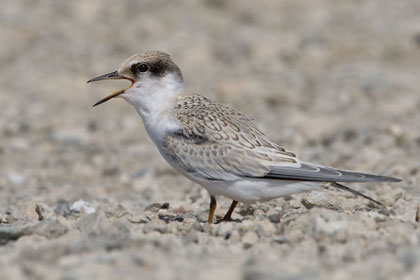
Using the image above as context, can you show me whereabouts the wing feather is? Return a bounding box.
[264,162,401,183]
[167,94,401,184]
[164,95,298,180]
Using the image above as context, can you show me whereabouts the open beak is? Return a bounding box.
[87,71,135,107]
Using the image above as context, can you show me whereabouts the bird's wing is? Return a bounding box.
[264,162,401,183]
[163,132,270,180]
[164,94,299,180]
[167,94,400,183]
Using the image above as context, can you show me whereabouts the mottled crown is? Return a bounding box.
[119,51,183,81]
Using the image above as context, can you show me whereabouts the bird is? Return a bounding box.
[87,51,401,224]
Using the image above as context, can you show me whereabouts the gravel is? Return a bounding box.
[1,0,419,279]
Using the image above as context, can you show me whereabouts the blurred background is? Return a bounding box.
[1,0,420,279]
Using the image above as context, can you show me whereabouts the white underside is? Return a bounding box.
[193,177,323,204]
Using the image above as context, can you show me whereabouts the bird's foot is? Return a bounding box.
[215,217,241,224]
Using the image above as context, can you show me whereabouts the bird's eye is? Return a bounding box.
[131,63,149,75]
[138,64,148,72]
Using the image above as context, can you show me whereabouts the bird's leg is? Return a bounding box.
[208,196,217,224]
[216,200,238,223]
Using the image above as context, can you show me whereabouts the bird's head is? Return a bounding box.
[88,51,185,107]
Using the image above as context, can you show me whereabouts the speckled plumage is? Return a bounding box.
[88,51,401,223]
[163,94,298,182]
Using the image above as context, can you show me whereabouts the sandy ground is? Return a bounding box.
[1,0,420,279]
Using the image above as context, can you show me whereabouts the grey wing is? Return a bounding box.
[162,131,270,181]
[169,94,298,181]
[171,94,401,184]
[263,162,401,183]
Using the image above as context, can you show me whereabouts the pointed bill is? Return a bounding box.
[87,71,135,107]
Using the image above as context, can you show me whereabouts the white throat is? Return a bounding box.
[121,72,186,144]
[122,73,185,117]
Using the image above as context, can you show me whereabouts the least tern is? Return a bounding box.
[88,51,401,223]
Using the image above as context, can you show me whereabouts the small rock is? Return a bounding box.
[174,216,184,222]
[0,212,14,224]
[144,202,170,212]
[301,198,315,210]
[49,129,84,147]
[158,214,175,224]
[35,203,55,221]
[242,231,259,248]
[238,205,255,216]
[387,124,403,137]
[143,221,170,234]
[378,207,392,217]
[215,222,234,238]
[401,249,418,271]
[289,198,302,209]
[258,220,276,236]
[29,218,69,239]
[267,209,285,224]
[254,209,266,221]
[0,213,8,224]
[0,218,68,244]
[130,214,150,224]
[70,200,96,215]
[9,138,29,151]
[181,232,199,244]
[54,201,72,217]
[255,225,268,239]
[102,166,120,176]
[196,210,210,223]
[0,225,26,245]
[76,210,110,237]
[192,221,204,232]
[7,171,25,184]
[273,236,289,244]
[314,215,348,237]
[176,206,187,214]
[229,230,241,243]
[302,192,342,211]
[9,201,39,222]
[87,120,98,132]
[161,202,170,209]
[132,168,149,178]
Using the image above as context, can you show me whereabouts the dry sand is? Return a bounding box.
[1,1,420,279]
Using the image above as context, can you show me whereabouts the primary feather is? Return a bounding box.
[264,162,401,183]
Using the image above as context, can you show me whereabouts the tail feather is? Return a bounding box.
[330,182,384,206]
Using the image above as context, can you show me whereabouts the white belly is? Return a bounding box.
[196,177,323,204]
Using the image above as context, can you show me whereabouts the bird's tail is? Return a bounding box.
[330,182,384,206]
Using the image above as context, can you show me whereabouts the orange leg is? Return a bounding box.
[208,196,217,224]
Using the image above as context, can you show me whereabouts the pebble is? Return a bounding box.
[144,202,170,212]
[130,214,150,224]
[238,205,255,216]
[215,221,235,238]
[7,172,25,184]
[0,218,68,245]
[242,231,259,248]
[35,203,55,220]
[54,201,72,218]
[1,1,418,279]
[70,200,96,215]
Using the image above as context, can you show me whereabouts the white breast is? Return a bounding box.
[121,72,185,146]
